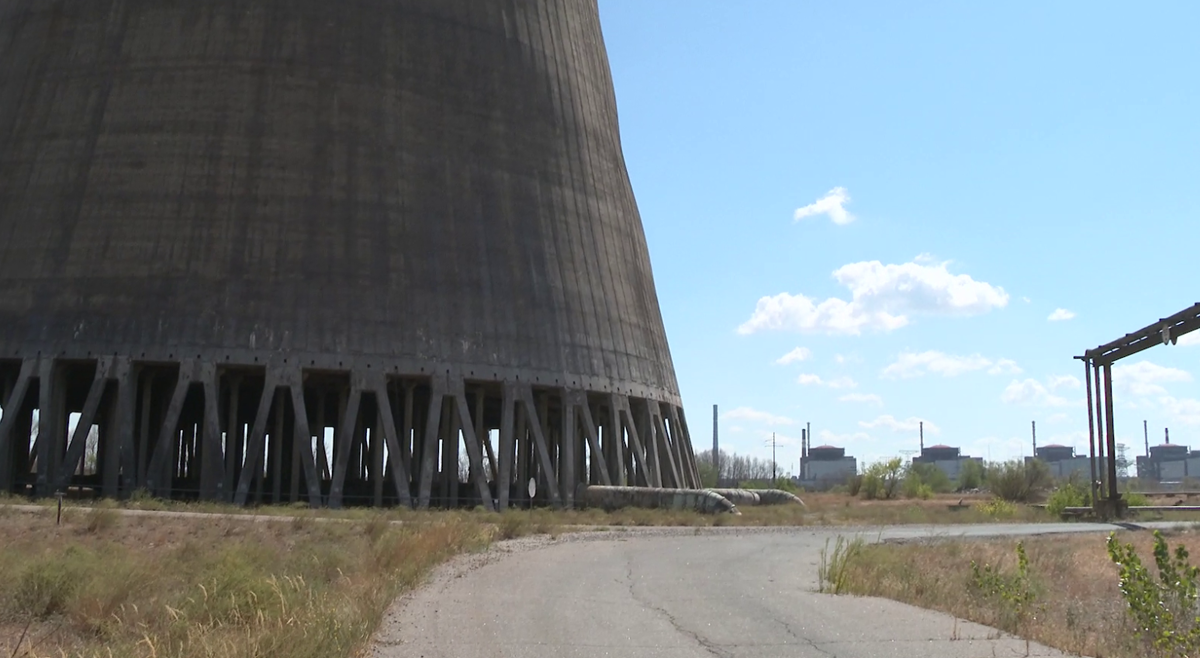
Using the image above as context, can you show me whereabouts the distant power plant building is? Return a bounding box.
[799,445,857,490]
[912,445,982,483]
[1137,443,1200,482]
[1028,445,1094,480]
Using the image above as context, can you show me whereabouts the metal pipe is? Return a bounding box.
[1084,360,1098,507]
[1103,363,1119,503]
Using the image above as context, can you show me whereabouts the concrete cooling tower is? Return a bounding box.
[0,0,699,508]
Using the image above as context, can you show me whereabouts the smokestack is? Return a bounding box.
[712,404,719,476]
[1145,420,1149,456]
[1166,427,1170,445]
[1032,420,1037,456]
[806,422,811,457]
[919,421,924,451]
[802,428,808,459]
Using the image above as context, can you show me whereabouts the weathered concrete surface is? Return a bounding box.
[369,524,1122,657]
[0,0,681,401]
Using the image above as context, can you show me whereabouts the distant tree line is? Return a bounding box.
[695,449,786,487]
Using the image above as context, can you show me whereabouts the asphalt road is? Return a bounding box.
[369,522,1159,658]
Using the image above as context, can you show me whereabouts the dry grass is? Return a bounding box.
[8,490,1058,531]
[0,507,492,658]
[832,529,1200,657]
[0,489,1067,657]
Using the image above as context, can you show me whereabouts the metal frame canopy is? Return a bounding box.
[1076,302,1200,516]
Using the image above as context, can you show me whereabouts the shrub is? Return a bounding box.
[904,462,952,498]
[957,458,986,491]
[1108,530,1200,657]
[977,498,1017,519]
[860,458,904,500]
[845,474,863,497]
[1125,491,1150,507]
[903,479,934,500]
[988,459,1052,502]
[1046,480,1091,516]
[970,541,1042,634]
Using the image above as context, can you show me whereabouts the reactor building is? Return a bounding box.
[0,0,699,509]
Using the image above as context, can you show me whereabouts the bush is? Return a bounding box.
[970,541,1042,633]
[860,458,904,500]
[1125,491,1150,507]
[958,459,986,491]
[845,474,863,497]
[904,462,952,497]
[1108,530,1200,657]
[903,479,934,500]
[1046,479,1091,516]
[988,459,1052,502]
[977,498,1018,519]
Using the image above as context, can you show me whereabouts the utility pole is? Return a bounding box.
[766,432,777,482]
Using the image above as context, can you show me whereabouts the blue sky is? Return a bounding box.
[598,1,1200,472]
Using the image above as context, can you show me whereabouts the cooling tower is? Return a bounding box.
[0,0,699,508]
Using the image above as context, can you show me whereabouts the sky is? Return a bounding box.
[597,1,1200,473]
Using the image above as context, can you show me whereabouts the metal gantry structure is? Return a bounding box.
[0,1,699,508]
[1077,302,1200,516]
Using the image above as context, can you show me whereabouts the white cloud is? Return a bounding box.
[722,406,794,426]
[859,415,940,434]
[793,187,854,225]
[1045,413,1070,424]
[1044,431,1087,449]
[1113,361,1192,397]
[1159,396,1200,426]
[1048,308,1076,322]
[1047,375,1082,391]
[797,374,857,389]
[816,429,873,445]
[882,350,1021,379]
[738,257,1008,335]
[775,347,812,365]
[758,430,801,447]
[968,436,1028,461]
[1177,332,1200,346]
[838,393,883,406]
[1001,379,1073,408]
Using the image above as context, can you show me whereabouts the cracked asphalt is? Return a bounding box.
[369,523,1142,657]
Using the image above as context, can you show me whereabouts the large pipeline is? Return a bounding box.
[579,486,740,515]
[706,489,805,507]
[755,490,806,506]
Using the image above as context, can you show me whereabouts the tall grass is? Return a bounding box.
[827,532,1199,657]
[0,510,491,657]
